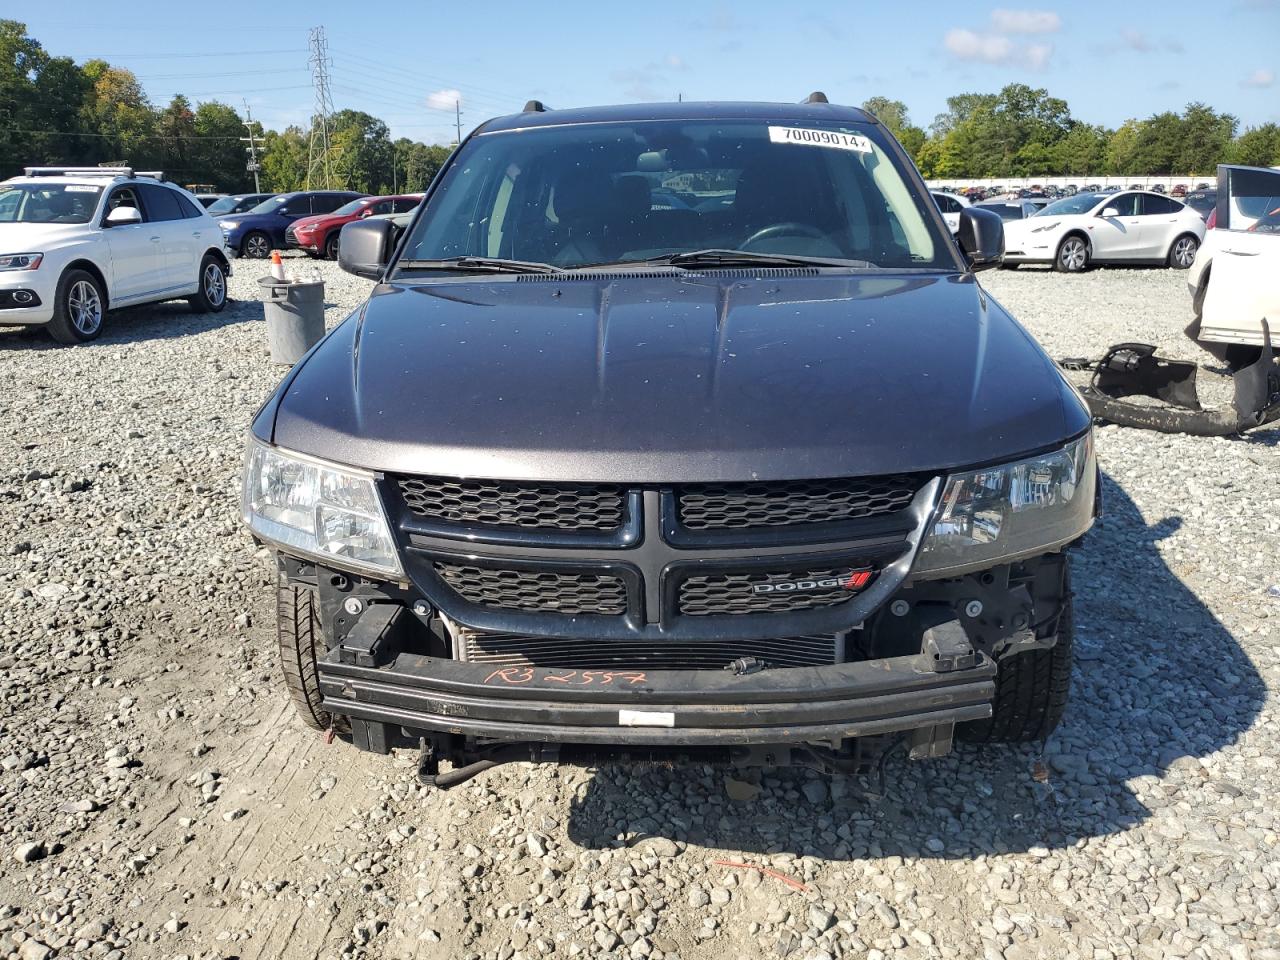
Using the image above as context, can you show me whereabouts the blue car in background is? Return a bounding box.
[218,190,366,258]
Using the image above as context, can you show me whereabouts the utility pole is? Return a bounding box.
[240,99,263,193]
[306,26,336,190]
[455,99,462,146]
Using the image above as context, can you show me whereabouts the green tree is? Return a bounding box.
[861,96,925,161]
[192,101,248,191]
[1177,103,1236,174]
[156,94,196,180]
[79,59,156,167]
[0,20,91,174]
[1229,123,1280,167]
[260,126,308,192]
[1055,123,1110,175]
[328,110,393,192]
[1104,119,1144,176]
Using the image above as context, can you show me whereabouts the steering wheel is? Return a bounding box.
[742,222,828,248]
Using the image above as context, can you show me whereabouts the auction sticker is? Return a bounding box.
[768,126,872,153]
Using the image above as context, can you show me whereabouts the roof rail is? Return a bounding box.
[803,91,829,104]
[134,170,167,182]
[24,166,134,178]
[523,100,548,113]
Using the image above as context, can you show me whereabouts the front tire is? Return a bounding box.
[1168,234,1199,269]
[1055,235,1089,273]
[241,231,271,259]
[324,232,340,260]
[188,254,228,313]
[957,587,1073,744]
[46,269,106,344]
[277,579,346,733]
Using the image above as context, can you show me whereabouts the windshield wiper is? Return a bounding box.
[397,256,564,275]
[625,249,874,270]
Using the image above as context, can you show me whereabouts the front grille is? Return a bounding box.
[676,476,921,530]
[679,567,873,617]
[434,562,627,616]
[400,477,625,531]
[461,631,841,669]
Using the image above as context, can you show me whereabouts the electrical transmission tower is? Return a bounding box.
[306,26,335,190]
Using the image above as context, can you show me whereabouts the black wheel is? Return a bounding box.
[1055,235,1089,273]
[277,579,347,733]
[1168,234,1199,269]
[1000,262,1020,270]
[46,269,106,344]
[241,231,271,259]
[324,232,340,260]
[188,254,228,313]
[958,582,1073,744]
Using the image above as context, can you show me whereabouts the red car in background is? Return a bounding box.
[286,194,423,259]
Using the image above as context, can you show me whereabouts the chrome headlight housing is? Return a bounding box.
[241,438,403,579]
[914,433,1096,578]
[0,253,43,271]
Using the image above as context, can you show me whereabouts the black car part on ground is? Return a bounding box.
[1060,326,1280,436]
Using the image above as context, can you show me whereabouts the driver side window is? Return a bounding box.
[104,187,144,223]
[1107,193,1139,217]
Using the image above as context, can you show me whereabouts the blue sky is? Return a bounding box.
[20,0,1280,144]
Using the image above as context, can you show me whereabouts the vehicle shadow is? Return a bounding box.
[0,293,347,351]
[563,471,1265,859]
[0,299,263,350]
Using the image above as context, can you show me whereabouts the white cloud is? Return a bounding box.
[1242,68,1275,88]
[944,28,1015,64]
[943,8,1059,68]
[1024,43,1054,69]
[1122,29,1155,52]
[990,8,1061,33]
[426,88,462,111]
[664,53,687,70]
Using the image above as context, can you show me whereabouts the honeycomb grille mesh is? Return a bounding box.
[434,563,627,616]
[399,477,625,531]
[676,476,921,530]
[679,567,871,616]
[462,632,840,669]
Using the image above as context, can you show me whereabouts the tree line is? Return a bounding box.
[865,88,1278,178]
[0,20,452,193]
[3,20,1278,193]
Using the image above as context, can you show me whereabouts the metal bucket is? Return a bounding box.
[259,277,325,365]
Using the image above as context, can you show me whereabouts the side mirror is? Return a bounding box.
[1100,207,1119,218]
[957,206,1004,271]
[105,206,142,226]
[339,218,395,280]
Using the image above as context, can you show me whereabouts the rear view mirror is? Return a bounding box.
[1100,207,1119,218]
[339,218,396,280]
[957,206,1004,271]
[104,206,141,226]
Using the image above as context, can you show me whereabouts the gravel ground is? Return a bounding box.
[0,259,1277,960]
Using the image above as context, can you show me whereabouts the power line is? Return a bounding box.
[306,26,336,190]
[87,49,307,60]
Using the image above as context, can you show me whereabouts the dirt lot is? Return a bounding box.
[0,261,1277,960]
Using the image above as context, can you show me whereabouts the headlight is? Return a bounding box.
[0,253,43,271]
[241,439,403,579]
[914,433,1096,578]
[219,220,239,230]
[1030,221,1060,233]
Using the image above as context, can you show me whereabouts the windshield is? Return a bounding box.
[331,198,370,217]
[249,194,291,214]
[978,203,1027,222]
[1034,194,1103,217]
[397,118,949,272]
[0,183,103,224]
[206,195,253,216]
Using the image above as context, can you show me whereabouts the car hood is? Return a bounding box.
[0,221,90,248]
[264,272,1088,483]
[289,213,339,233]
[220,211,280,227]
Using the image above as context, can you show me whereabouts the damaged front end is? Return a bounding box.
[1061,321,1280,436]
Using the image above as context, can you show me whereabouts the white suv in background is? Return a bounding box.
[0,167,232,344]
[930,190,969,236]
